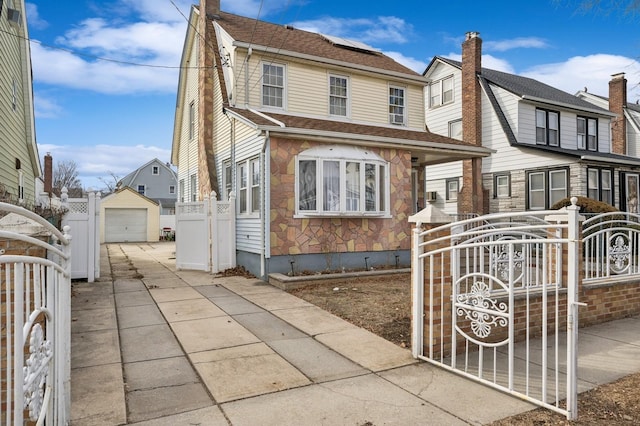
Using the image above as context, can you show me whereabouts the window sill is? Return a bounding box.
[237,213,260,219]
[294,212,391,219]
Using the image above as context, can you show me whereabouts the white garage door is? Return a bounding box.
[105,208,147,242]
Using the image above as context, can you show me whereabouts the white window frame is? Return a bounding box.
[237,157,260,216]
[429,75,454,108]
[169,185,175,194]
[190,174,197,202]
[179,179,185,202]
[389,84,406,126]
[329,74,349,117]
[18,170,24,202]
[449,119,462,140]
[527,168,568,210]
[137,184,146,195]
[152,165,159,175]
[494,174,510,198]
[445,178,459,201]
[261,62,285,109]
[188,101,195,140]
[223,160,232,201]
[295,147,390,217]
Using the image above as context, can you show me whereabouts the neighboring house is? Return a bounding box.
[118,158,178,215]
[576,74,640,211]
[424,32,640,216]
[0,0,40,205]
[171,0,490,279]
[100,187,160,243]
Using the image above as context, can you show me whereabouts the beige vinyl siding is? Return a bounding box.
[406,84,425,129]
[351,74,388,123]
[288,63,326,114]
[0,1,37,203]
[176,37,200,202]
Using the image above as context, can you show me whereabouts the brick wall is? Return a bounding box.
[609,73,627,156]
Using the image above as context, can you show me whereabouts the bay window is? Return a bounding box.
[296,146,389,216]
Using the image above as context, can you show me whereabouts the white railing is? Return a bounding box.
[582,211,640,282]
[412,200,582,420]
[0,202,71,425]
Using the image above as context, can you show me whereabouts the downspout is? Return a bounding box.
[261,130,270,279]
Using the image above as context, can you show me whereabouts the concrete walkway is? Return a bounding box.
[69,243,640,425]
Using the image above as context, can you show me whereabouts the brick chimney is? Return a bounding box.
[458,31,487,215]
[44,152,53,194]
[201,0,220,17]
[609,72,627,155]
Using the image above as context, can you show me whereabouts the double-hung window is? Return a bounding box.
[526,168,568,210]
[329,75,348,117]
[137,185,145,195]
[389,85,405,125]
[152,166,159,175]
[429,75,454,108]
[577,116,598,151]
[262,63,285,108]
[536,109,560,146]
[494,174,511,198]
[296,146,389,216]
[446,178,459,201]
[587,168,612,204]
[238,158,260,214]
[449,119,462,140]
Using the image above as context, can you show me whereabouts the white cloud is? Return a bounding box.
[522,54,640,100]
[384,51,427,74]
[26,3,48,30]
[443,53,515,74]
[39,143,171,189]
[484,37,549,52]
[221,0,297,17]
[292,16,412,45]
[34,93,63,118]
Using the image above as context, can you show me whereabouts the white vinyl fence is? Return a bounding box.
[1,202,72,425]
[61,188,100,281]
[175,191,236,273]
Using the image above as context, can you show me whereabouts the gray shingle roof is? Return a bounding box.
[436,57,609,113]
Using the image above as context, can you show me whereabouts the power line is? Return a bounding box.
[0,26,207,70]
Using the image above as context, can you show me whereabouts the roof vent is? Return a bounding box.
[283,24,294,30]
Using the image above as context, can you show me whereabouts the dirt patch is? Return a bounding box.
[289,272,412,348]
[287,272,640,424]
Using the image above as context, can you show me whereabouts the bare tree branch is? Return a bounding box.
[53,159,83,197]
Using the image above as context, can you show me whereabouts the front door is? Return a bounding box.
[621,173,639,213]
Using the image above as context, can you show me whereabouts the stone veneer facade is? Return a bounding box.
[269,138,412,266]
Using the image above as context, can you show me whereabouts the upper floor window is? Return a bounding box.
[577,116,598,151]
[389,85,405,125]
[262,63,285,108]
[296,146,389,216]
[526,168,568,210]
[429,75,454,108]
[137,184,145,195]
[449,119,462,140]
[188,101,195,140]
[587,168,612,204]
[329,75,348,117]
[12,79,18,112]
[152,166,159,175]
[169,185,176,194]
[536,109,559,146]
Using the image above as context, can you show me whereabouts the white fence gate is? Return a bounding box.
[61,189,100,281]
[411,200,582,420]
[1,202,72,425]
[176,191,236,272]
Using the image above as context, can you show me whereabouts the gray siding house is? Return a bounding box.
[118,158,178,214]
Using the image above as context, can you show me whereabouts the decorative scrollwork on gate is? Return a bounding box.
[23,323,53,421]
[456,280,508,339]
[609,233,631,274]
[491,237,524,282]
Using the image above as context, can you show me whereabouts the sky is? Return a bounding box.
[25,0,640,190]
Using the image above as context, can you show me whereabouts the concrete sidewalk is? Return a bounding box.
[70,243,640,425]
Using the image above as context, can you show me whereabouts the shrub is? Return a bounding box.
[550,196,618,214]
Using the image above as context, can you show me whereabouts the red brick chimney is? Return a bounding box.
[458,31,487,215]
[44,152,53,194]
[609,72,627,155]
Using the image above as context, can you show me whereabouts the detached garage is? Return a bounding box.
[100,187,160,243]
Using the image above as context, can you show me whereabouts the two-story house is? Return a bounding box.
[171,0,490,279]
[576,73,640,212]
[0,0,41,205]
[118,158,178,215]
[424,32,640,216]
